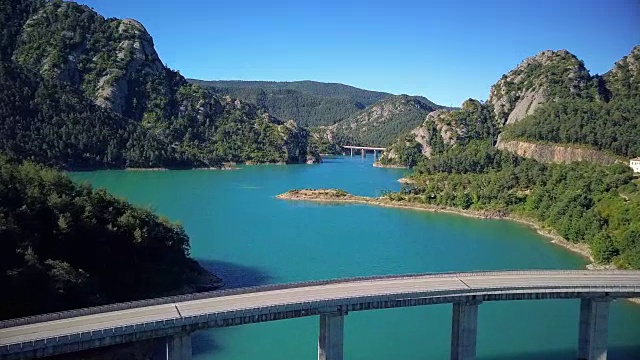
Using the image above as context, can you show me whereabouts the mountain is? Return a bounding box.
[189,79,395,127]
[381,47,640,166]
[378,47,640,269]
[0,0,318,170]
[329,95,439,147]
[496,47,640,159]
[379,98,498,166]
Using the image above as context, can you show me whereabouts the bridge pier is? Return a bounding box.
[373,149,377,159]
[450,301,480,360]
[577,298,611,360]
[361,149,365,158]
[166,333,191,360]
[350,148,353,157]
[318,313,344,360]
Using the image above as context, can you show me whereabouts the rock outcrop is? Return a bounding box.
[333,95,436,146]
[95,19,164,114]
[496,140,619,165]
[488,50,591,126]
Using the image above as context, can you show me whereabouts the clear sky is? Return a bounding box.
[76,0,639,106]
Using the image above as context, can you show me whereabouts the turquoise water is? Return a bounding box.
[70,156,640,359]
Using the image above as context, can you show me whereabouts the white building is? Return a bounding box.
[631,158,640,173]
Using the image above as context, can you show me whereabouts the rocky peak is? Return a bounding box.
[604,45,640,99]
[488,49,591,126]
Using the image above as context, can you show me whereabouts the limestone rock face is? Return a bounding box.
[406,109,466,158]
[94,19,164,115]
[496,140,619,165]
[488,49,591,126]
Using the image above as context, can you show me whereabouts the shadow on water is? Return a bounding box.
[196,258,274,289]
[480,345,640,360]
[191,259,274,357]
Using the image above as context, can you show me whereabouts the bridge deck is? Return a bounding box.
[1,270,640,358]
[342,145,385,151]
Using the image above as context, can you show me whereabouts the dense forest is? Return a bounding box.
[378,47,640,269]
[0,156,218,320]
[191,80,443,132]
[0,0,317,170]
[386,141,640,269]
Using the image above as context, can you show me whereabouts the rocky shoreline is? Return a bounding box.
[277,188,638,304]
[373,162,408,169]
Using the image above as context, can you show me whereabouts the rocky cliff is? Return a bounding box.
[488,50,592,126]
[2,0,319,168]
[496,140,620,165]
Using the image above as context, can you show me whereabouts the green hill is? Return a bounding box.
[0,156,219,320]
[190,79,442,129]
[0,0,318,170]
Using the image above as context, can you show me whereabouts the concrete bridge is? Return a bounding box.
[1,270,640,360]
[342,145,386,158]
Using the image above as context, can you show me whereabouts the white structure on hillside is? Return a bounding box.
[631,158,640,173]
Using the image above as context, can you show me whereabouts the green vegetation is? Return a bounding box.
[388,142,640,268]
[0,156,217,320]
[189,79,395,127]
[334,95,438,147]
[499,47,640,158]
[0,0,317,170]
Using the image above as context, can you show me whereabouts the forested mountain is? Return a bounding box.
[378,47,640,269]
[0,156,220,320]
[189,79,438,127]
[496,47,640,159]
[189,79,398,127]
[329,95,438,147]
[190,80,393,105]
[382,47,640,166]
[0,0,318,170]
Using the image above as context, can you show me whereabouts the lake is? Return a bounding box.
[70,155,640,359]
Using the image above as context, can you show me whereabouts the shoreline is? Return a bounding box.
[373,162,408,169]
[277,190,594,260]
[277,189,640,304]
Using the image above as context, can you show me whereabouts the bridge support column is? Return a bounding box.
[374,149,377,159]
[318,313,344,360]
[361,149,365,158]
[166,333,191,360]
[577,298,611,360]
[450,300,480,360]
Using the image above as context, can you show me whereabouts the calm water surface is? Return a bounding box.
[70,156,640,359]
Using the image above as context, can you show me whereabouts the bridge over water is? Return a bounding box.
[342,145,385,158]
[1,270,640,360]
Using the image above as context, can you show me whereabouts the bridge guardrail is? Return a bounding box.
[0,269,635,330]
[1,281,639,355]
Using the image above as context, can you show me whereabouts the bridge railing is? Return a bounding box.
[2,282,640,355]
[0,269,636,330]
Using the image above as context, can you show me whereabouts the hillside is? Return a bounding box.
[0,0,318,170]
[189,79,397,127]
[0,156,220,320]
[376,47,640,269]
[326,95,441,148]
[381,47,640,166]
[496,47,640,159]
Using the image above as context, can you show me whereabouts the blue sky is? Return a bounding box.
[76,0,639,106]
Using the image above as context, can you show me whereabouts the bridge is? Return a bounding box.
[1,270,639,360]
[342,145,386,158]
